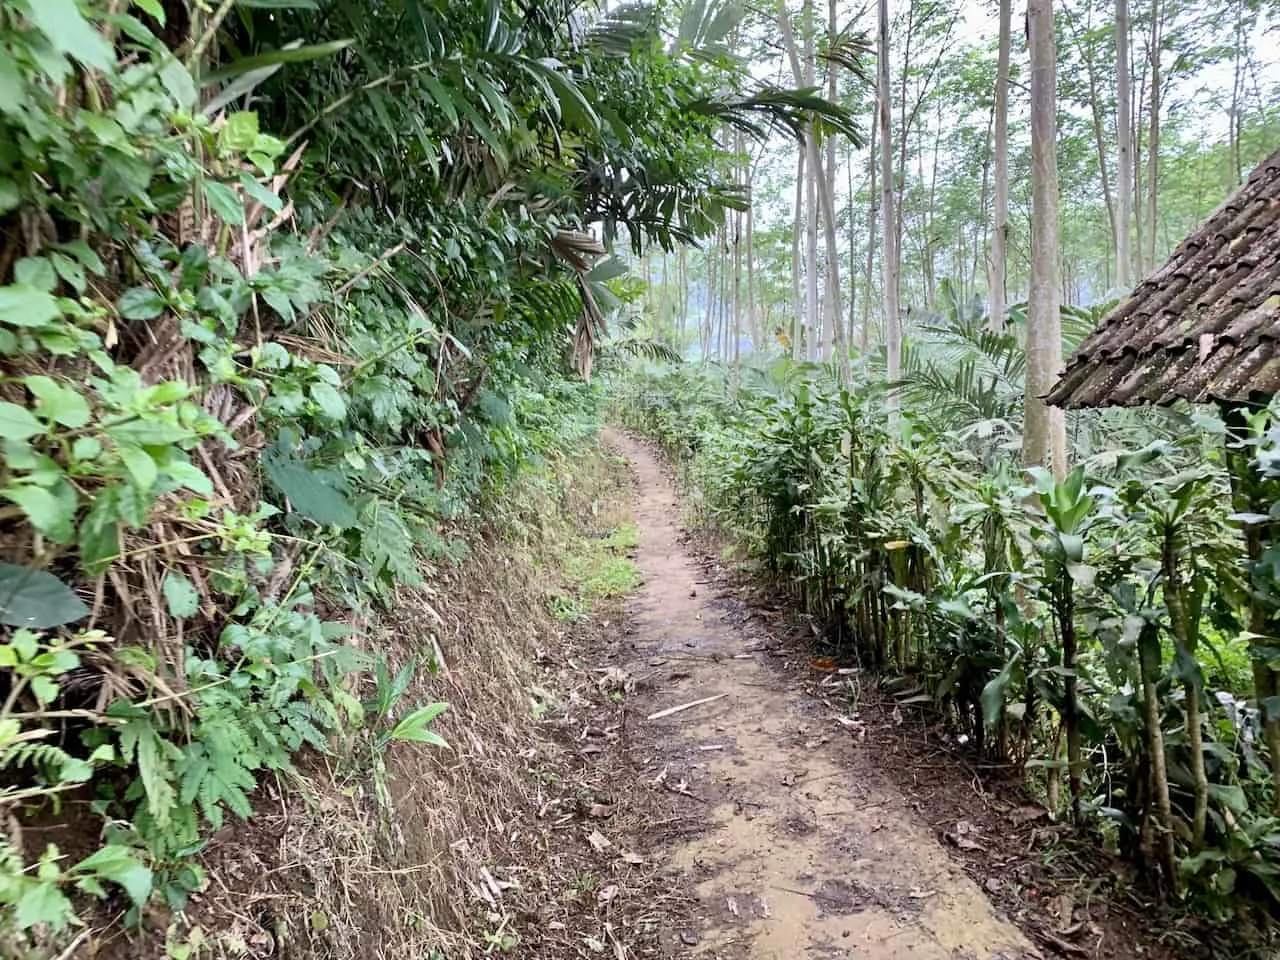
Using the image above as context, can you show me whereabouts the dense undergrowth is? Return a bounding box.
[616,356,1280,933]
[0,0,838,953]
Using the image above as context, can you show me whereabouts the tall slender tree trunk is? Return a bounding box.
[804,0,820,362]
[677,244,688,353]
[1163,531,1208,848]
[825,0,843,365]
[792,147,806,359]
[921,107,941,310]
[1133,58,1146,273]
[806,146,820,362]
[1146,0,1162,270]
[733,132,743,382]
[702,246,716,361]
[1138,622,1178,883]
[1116,0,1133,288]
[989,0,1011,332]
[878,0,900,408]
[746,161,757,355]
[806,135,825,361]
[812,137,849,378]
[848,140,858,349]
[976,108,994,305]
[863,119,878,354]
[719,227,731,359]
[1025,0,1067,479]
[1231,0,1247,184]
[1074,16,1116,253]
[894,0,915,286]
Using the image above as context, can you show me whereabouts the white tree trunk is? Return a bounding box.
[1115,0,1133,289]
[863,118,878,354]
[806,136,819,362]
[792,147,805,359]
[989,0,1010,332]
[733,129,743,382]
[746,161,757,353]
[1146,0,1162,271]
[878,0,901,406]
[824,0,843,365]
[1025,0,1067,478]
[804,0,819,362]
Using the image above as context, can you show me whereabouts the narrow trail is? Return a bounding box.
[609,430,1035,960]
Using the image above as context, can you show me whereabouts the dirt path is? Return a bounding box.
[609,430,1036,960]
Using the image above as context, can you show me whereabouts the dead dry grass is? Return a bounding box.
[141,444,686,960]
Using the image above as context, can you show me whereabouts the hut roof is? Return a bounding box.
[1047,149,1280,409]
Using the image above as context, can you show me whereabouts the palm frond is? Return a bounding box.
[608,336,683,363]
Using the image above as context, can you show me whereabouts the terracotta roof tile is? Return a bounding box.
[1048,149,1280,408]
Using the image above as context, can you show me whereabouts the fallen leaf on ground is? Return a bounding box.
[945,820,984,851]
[587,829,612,853]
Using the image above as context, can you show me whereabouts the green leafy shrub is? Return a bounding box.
[617,357,1280,923]
[1,0,834,947]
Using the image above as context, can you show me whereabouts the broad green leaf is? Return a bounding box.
[1059,533,1084,563]
[51,252,86,294]
[25,375,91,428]
[108,419,196,445]
[74,849,152,911]
[264,457,357,528]
[981,646,1021,727]
[587,256,629,283]
[310,382,347,421]
[0,178,20,214]
[0,402,44,440]
[541,66,600,130]
[15,257,57,292]
[162,571,199,618]
[158,55,197,108]
[133,0,165,22]
[220,111,260,154]
[60,755,94,782]
[202,181,245,226]
[0,284,61,327]
[422,75,460,128]
[0,563,88,629]
[163,459,214,496]
[15,880,73,931]
[118,286,166,320]
[1066,561,1096,587]
[1207,782,1248,815]
[239,173,283,213]
[2,484,75,542]
[389,702,450,746]
[25,0,115,71]
[79,490,121,573]
[31,674,58,705]
[117,443,158,492]
[58,239,106,276]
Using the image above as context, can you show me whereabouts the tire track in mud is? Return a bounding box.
[610,429,1037,960]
